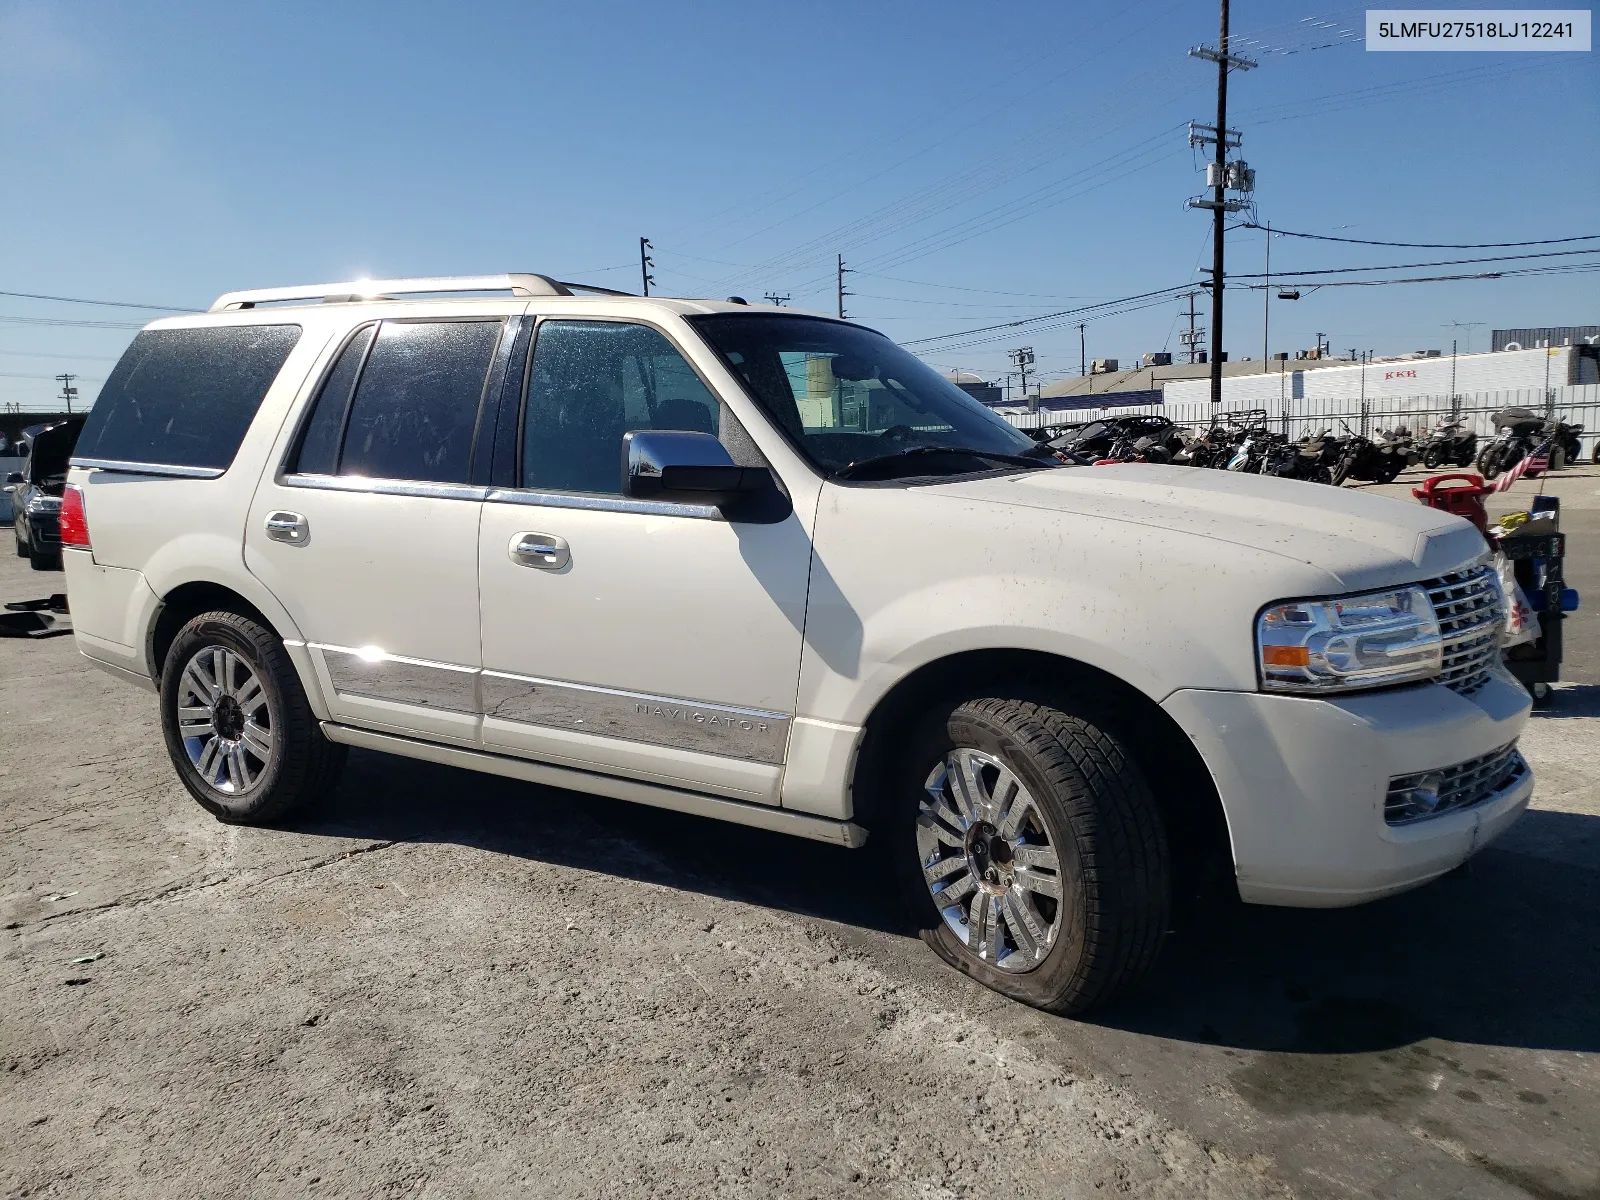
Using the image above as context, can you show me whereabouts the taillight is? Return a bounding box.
[59,484,90,550]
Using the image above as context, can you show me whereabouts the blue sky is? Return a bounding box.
[0,0,1595,409]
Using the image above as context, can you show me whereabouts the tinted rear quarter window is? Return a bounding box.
[338,320,501,484]
[290,324,376,475]
[76,325,302,470]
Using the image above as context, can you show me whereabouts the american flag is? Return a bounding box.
[1494,435,1554,493]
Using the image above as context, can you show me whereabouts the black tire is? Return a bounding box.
[1591,441,1600,466]
[1331,454,1356,487]
[890,696,1170,1016]
[159,610,346,824]
[28,542,60,571]
[1478,444,1505,480]
[1423,446,1446,469]
[14,526,27,557]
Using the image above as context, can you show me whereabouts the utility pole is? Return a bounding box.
[1186,0,1256,406]
[639,238,655,297]
[836,255,853,319]
[1314,331,1326,359]
[1450,338,1460,418]
[762,292,790,307]
[1009,347,1035,412]
[55,373,78,415]
[1180,293,1202,364]
[1078,323,1087,377]
[1261,222,1272,373]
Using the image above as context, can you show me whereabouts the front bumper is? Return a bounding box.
[1163,665,1533,907]
[30,512,60,545]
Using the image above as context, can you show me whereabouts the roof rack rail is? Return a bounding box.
[208,273,635,312]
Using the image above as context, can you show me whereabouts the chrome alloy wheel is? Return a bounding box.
[917,748,1064,972]
[176,646,274,795]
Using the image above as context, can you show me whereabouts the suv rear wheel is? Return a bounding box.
[891,697,1170,1015]
[159,610,346,823]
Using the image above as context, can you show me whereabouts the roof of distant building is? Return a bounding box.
[1036,355,1353,399]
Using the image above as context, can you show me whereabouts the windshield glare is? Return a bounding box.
[689,314,1036,474]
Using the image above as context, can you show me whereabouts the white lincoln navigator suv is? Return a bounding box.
[61,273,1533,1014]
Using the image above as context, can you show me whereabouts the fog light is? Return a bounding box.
[1398,773,1445,818]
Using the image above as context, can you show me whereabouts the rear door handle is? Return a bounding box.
[265,511,309,545]
[510,532,569,570]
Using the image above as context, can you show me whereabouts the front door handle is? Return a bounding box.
[510,531,570,570]
[265,511,309,545]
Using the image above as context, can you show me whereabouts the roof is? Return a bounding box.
[1037,356,1352,399]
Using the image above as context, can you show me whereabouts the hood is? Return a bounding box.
[27,418,85,484]
[934,464,1486,593]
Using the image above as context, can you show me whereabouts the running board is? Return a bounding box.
[320,722,870,848]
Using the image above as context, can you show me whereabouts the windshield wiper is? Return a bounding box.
[833,444,1057,480]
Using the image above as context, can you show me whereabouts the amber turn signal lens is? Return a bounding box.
[1261,645,1311,667]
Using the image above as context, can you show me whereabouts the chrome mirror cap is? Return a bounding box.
[621,430,765,504]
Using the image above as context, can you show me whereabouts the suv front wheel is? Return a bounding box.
[159,610,346,823]
[892,697,1170,1015]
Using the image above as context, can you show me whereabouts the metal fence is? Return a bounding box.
[1001,385,1600,449]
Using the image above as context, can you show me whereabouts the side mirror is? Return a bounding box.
[621,430,769,506]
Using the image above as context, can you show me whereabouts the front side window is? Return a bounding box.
[688,315,1043,479]
[338,319,501,484]
[521,320,721,495]
[77,324,302,470]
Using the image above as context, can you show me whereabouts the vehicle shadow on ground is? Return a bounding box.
[1095,809,1600,1056]
[300,746,1599,1057]
[298,748,912,937]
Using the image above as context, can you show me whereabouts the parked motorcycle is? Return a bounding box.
[1476,408,1565,480]
[1420,420,1477,469]
[1171,424,1232,468]
[1292,429,1344,484]
[1332,422,1410,486]
[1052,415,1183,464]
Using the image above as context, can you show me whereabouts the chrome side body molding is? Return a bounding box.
[309,643,792,764]
[481,672,789,765]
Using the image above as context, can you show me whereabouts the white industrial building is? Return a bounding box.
[1163,345,1599,407]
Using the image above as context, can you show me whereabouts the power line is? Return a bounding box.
[904,283,1198,348]
[1229,259,1600,289]
[1230,245,1600,279]
[1241,224,1600,250]
[0,315,145,330]
[0,289,197,312]
[0,371,105,381]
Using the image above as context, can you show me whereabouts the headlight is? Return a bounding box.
[25,494,61,515]
[1257,585,1441,694]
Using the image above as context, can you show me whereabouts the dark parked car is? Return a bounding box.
[6,416,85,570]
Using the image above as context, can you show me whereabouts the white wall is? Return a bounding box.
[1163,347,1577,407]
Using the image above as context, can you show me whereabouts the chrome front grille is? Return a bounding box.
[1386,741,1527,825]
[1424,565,1503,696]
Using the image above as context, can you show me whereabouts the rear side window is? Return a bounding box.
[338,320,501,484]
[75,325,302,470]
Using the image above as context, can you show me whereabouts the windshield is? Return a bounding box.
[688,314,1037,475]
